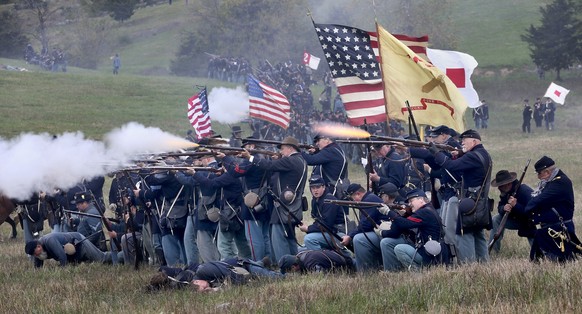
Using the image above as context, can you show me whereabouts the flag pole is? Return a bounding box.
[374,20,391,136]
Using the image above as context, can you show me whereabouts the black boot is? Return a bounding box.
[155,248,167,266]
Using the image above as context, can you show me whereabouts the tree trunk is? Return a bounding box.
[556,69,562,81]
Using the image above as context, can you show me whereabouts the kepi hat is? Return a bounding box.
[74,191,92,204]
[534,156,555,173]
[308,175,325,187]
[405,189,426,201]
[459,129,481,141]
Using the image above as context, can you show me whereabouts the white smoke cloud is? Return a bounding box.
[0,122,196,201]
[208,86,249,124]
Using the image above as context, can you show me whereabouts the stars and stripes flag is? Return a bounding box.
[187,87,212,139]
[247,74,291,129]
[313,22,429,126]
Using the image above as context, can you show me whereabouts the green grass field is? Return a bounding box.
[1,61,582,312]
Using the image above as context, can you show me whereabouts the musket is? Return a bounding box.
[154,152,217,158]
[363,118,373,192]
[121,166,223,173]
[63,209,121,224]
[338,137,461,153]
[325,199,384,208]
[87,191,122,252]
[122,170,144,270]
[198,145,280,157]
[373,135,462,153]
[337,139,402,146]
[129,158,166,164]
[366,144,375,192]
[488,159,531,253]
[405,100,420,139]
[324,199,410,211]
[324,199,379,229]
[237,138,316,150]
[312,216,354,253]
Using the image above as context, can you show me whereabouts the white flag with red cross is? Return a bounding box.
[544,82,570,105]
[427,48,480,108]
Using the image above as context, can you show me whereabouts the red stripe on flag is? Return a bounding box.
[343,99,386,111]
[187,89,212,139]
[347,114,387,125]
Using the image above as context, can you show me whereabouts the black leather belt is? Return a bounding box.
[539,219,572,229]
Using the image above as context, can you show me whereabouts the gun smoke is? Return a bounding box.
[0,122,195,201]
[208,86,249,124]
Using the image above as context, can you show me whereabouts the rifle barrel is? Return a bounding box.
[63,210,120,223]
[324,199,383,207]
[157,152,216,157]
[371,135,461,152]
[87,192,122,251]
[198,145,279,156]
[121,166,222,172]
[200,145,244,151]
[241,138,315,149]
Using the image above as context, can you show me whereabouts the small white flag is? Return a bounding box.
[544,82,570,105]
[427,48,480,108]
[302,51,320,70]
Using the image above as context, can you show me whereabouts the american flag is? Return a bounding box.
[187,87,212,139]
[247,74,291,129]
[313,23,428,126]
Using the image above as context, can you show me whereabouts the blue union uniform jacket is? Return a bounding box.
[301,142,348,187]
[524,169,575,230]
[380,204,442,260]
[251,152,307,225]
[307,192,344,234]
[347,192,387,239]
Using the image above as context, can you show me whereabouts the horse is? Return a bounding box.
[0,193,18,239]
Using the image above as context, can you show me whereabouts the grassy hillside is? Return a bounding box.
[98,2,190,75]
[453,0,546,67]
[26,0,549,76]
[1,0,553,75]
[0,58,241,139]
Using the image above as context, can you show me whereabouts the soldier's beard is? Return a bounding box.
[37,251,48,260]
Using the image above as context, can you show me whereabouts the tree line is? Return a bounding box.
[521,0,582,81]
[0,0,580,80]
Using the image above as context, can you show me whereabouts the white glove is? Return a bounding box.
[378,204,390,215]
[378,220,392,231]
[374,227,383,238]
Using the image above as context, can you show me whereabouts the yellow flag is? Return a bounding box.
[377,24,467,132]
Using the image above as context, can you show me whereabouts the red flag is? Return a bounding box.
[187,87,212,139]
[247,74,291,129]
[313,23,428,126]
